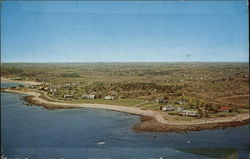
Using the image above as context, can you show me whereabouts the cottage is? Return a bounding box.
[82,94,96,99]
[176,107,184,112]
[180,110,199,117]
[161,106,175,111]
[29,85,35,89]
[64,94,73,98]
[178,101,184,105]
[155,99,168,103]
[50,89,57,93]
[218,106,232,112]
[243,74,249,78]
[104,95,115,100]
[13,77,21,81]
[13,86,20,89]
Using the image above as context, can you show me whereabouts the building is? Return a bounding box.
[82,94,96,99]
[155,99,168,103]
[64,95,73,98]
[12,86,20,89]
[180,110,199,117]
[50,89,57,93]
[176,107,184,112]
[178,101,185,105]
[218,106,232,112]
[29,85,36,89]
[161,106,175,111]
[13,77,21,81]
[104,95,115,100]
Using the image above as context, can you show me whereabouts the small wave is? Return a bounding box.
[97,141,106,145]
[108,137,132,143]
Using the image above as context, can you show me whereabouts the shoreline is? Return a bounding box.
[2,88,249,133]
[1,77,43,86]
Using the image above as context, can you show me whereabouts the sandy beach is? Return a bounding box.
[2,87,249,132]
[1,77,43,86]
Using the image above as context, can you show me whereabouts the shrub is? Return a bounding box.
[60,73,80,78]
[168,111,179,115]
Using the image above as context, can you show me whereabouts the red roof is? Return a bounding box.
[219,106,232,110]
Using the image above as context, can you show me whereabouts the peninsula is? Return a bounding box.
[1,62,249,132]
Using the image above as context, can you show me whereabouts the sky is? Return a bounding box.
[1,1,249,62]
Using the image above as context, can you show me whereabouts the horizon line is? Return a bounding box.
[1,61,249,64]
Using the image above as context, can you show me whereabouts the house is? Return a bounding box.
[178,101,184,105]
[119,96,126,99]
[82,94,96,99]
[243,74,249,78]
[176,107,184,112]
[161,106,175,111]
[218,106,232,112]
[155,99,168,103]
[13,77,21,81]
[180,110,199,117]
[50,89,57,93]
[64,94,73,98]
[29,85,35,89]
[104,95,115,100]
[13,86,20,89]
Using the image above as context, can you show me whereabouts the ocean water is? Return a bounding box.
[1,82,250,159]
[1,81,29,88]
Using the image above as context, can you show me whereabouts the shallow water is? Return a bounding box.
[1,81,29,88]
[1,82,250,159]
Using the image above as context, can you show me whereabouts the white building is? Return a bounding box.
[104,95,115,100]
[82,94,96,99]
[64,94,73,98]
[180,110,199,117]
[161,106,175,111]
[176,107,184,112]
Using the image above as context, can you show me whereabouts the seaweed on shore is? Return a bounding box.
[2,89,249,133]
[133,115,250,133]
[22,96,80,110]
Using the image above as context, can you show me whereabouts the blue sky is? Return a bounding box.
[1,1,249,62]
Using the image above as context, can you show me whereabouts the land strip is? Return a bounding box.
[1,77,43,86]
[2,88,249,133]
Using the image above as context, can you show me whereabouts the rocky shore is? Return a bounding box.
[2,87,249,133]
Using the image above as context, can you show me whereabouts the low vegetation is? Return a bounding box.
[1,62,249,120]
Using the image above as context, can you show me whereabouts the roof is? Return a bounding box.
[163,105,174,108]
[82,94,95,96]
[219,106,232,110]
[182,110,198,113]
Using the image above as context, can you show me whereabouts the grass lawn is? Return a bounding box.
[141,104,162,110]
[164,114,195,121]
[238,108,249,113]
[66,98,145,106]
[210,112,237,118]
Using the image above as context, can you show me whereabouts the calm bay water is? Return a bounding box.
[1,82,250,159]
